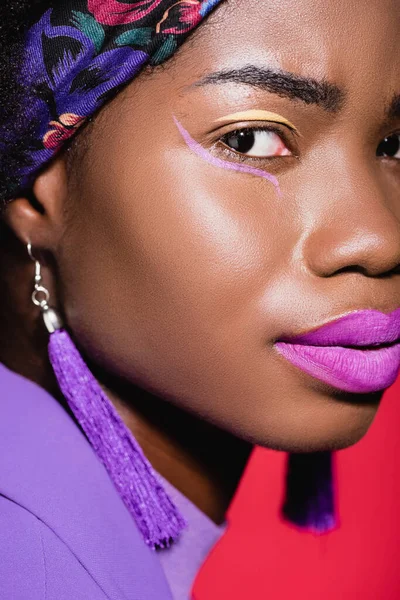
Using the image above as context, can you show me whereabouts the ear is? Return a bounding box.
[2,155,69,253]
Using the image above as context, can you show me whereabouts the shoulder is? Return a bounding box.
[0,495,108,599]
[0,363,173,599]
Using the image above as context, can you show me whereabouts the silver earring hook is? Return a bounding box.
[27,242,43,288]
[26,242,63,333]
[27,242,37,262]
[27,242,50,309]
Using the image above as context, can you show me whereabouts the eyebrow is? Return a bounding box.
[193,65,345,113]
[388,94,400,120]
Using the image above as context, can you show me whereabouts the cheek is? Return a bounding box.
[57,130,376,451]
[59,140,291,391]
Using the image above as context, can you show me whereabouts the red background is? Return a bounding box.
[193,378,400,598]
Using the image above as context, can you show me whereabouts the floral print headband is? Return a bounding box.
[0,0,223,206]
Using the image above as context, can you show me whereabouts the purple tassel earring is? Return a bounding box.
[27,243,186,549]
[281,451,336,533]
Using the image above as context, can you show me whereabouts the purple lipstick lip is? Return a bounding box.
[278,308,400,347]
[274,309,400,394]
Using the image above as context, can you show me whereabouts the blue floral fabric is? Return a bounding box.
[0,0,223,205]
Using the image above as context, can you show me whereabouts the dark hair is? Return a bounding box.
[0,1,50,207]
[0,1,50,112]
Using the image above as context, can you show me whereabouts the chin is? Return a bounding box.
[244,388,382,453]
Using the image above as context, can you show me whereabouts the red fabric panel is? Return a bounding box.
[193,378,400,599]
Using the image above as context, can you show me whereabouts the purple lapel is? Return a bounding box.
[0,362,173,599]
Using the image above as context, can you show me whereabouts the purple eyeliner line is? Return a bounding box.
[173,116,282,196]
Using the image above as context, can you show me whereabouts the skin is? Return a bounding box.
[1,0,400,524]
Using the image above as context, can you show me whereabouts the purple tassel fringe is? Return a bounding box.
[282,451,336,533]
[48,328,187,549]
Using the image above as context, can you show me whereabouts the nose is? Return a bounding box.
[302,159,400,278]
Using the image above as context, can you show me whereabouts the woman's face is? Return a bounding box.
[54,0,400,451]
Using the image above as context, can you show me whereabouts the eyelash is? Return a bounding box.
[215,124,297,163]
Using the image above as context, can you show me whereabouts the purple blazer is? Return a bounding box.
[0,362,174,599]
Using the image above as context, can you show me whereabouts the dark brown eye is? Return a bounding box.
[376,134,400,158]
[221,128,291,158]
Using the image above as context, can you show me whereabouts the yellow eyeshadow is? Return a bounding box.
[215,110,298,132]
